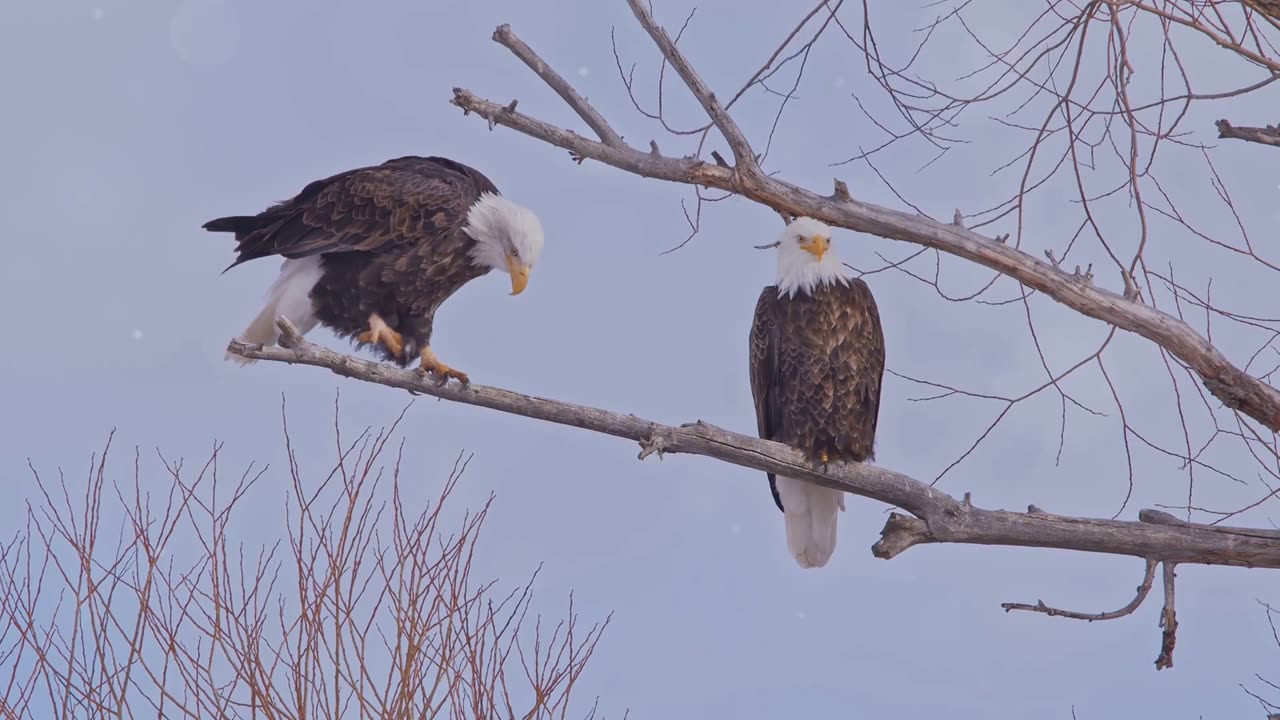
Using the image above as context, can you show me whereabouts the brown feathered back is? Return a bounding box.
[748,278,886,511]
[206,155,499,270]
[203,156,502,365]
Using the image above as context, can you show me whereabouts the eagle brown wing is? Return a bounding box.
[822,278,885,462]
[205,156,498,270]
[748,286,787,511]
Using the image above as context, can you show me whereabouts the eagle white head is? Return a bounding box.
[775,216,848,298]
[464,192,545,295]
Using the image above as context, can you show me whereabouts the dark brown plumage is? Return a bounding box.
[203,155,541,384]
[748,278,885,512]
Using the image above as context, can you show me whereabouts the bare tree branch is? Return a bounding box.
[1001,558,1159,621]
[622,0,759,172]
[448,21,1280,435]
[491,24,625,148]
[228,318,1280,577]
[1216,118,1280,148]
[999,557,1184,664]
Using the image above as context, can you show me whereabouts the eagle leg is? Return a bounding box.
[418,346,470,387]
[357,313,405,360]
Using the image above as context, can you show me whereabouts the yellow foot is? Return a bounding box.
[357,313,404,359]
[418,347,469,386]
[819,451,830,464]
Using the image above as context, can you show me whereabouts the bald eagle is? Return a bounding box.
[203,155,543,385]
[748,217,885,568]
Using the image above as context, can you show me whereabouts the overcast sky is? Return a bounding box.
[3,0,1280,717]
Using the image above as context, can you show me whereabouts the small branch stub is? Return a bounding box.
[1122,269,1143,303]
[1215,118,1280,148]
[832,179,851,202]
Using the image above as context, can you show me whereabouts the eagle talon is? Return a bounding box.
[358,313,405,360]
[418,348,470,386]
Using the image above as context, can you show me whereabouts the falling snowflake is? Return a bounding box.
[91,8,104,20]
[833,76,845,88]
[577,66,590,78]
[131,329,143,340]
[796,611,807,620]
[730,523,742,534]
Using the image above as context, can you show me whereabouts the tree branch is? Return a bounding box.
[622,0,759,174]
[228,318,1280,573]
[491,24,625,148]
[448,22,1280,435]
[1156,562,1179,670]
[1001,558,1158,621]
[1216,118,1280,148]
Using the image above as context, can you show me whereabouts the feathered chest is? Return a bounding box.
[370,229,488,303]
[772,282,865,356]
[750,277,886,463]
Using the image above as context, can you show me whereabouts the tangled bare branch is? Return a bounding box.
[1,400,611,718]
[447,2,1280,445]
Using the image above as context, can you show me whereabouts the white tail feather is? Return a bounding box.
[226,257,324,366]
[776,476,845,568]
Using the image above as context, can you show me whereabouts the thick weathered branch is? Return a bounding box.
[449,22,1280,435]
[228,318,1280,572]
[1216,118,1280,148]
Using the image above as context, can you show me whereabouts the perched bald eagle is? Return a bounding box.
[203,155,544,385]
[748,217,885,568]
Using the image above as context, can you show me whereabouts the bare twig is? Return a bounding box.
[1002,558,1158,621]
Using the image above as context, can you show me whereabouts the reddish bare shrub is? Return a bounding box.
[0,401,610,719]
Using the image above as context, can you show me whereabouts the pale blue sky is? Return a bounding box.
[3,0,1279,717]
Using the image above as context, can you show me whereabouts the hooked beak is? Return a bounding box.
[507,255,530,296]
[801,235,829,261]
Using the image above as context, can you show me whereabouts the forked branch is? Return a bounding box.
[448,11,1280,434]
[1002,558,1182,668]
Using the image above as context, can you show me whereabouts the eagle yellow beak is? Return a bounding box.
[801,235,829,261]
[507,255,531,296]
